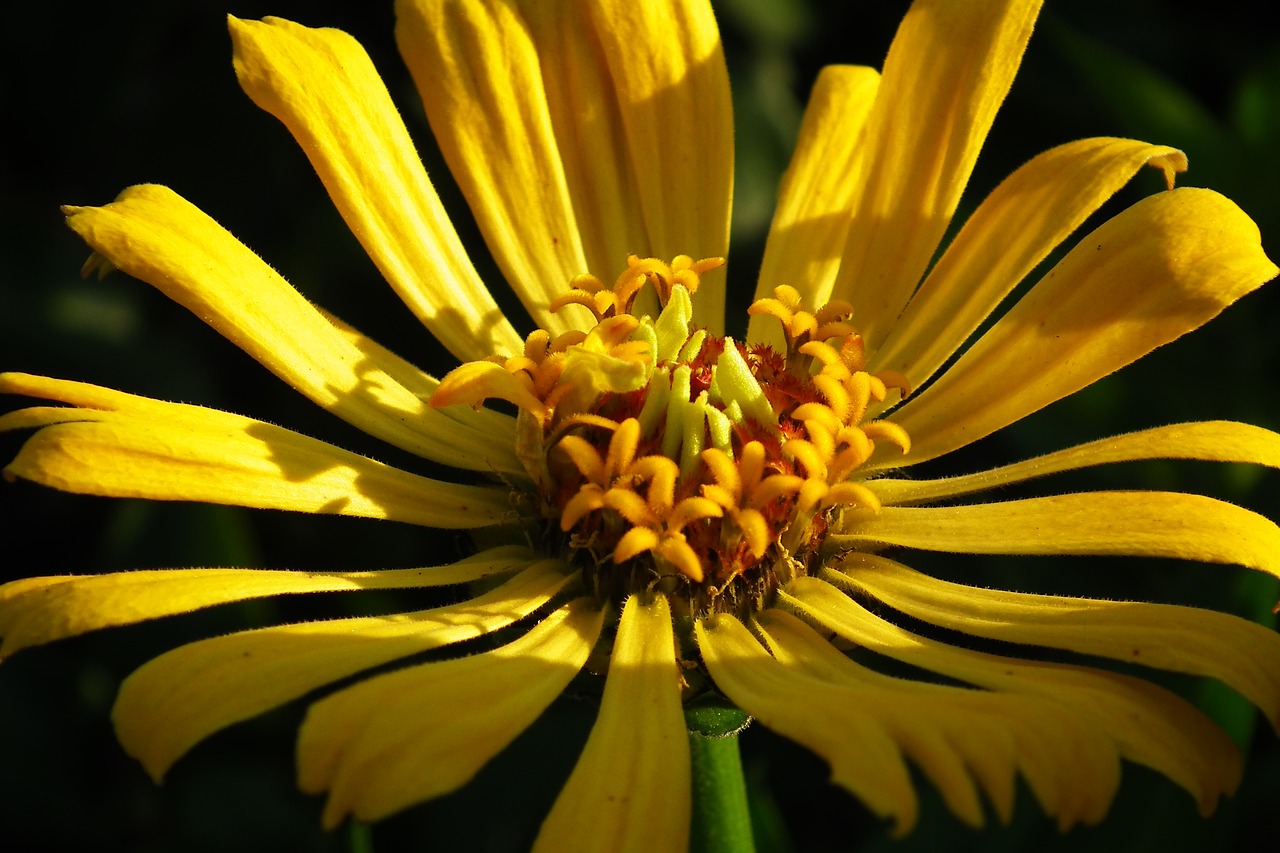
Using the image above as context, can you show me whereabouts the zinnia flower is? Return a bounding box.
[3,0,1279,847]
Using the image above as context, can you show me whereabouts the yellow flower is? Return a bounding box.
[3,0,1280,846]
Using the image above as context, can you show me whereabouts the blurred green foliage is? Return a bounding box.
[2,1,1278,850]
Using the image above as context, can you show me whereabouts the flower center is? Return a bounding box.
[430,256,911,620]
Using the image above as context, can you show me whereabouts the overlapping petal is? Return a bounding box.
[750,65,880,347]
[229,15,523,361]
[870,138,1187,390]
[394,0,593,336]
[536,594,690,852]
[517,0,650,297]
[582,0,733,330]
[701,609,1120,831]
[830,554,1280,727]
[1,393,509,530]
[757,607,1121,824]
[699,611,921,833]
[871,420,1280,505]
[0,546,532,659]
[298,597,605,827]
[63,186,521,472]
[783,577,1242,814]
[876,188,1278,468]
[112,560,576,780]
[833,491,1280,582]
[319,309,517,447]
[830,0,1042,347]
[753,611,1119,830]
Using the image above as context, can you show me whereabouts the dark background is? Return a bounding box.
[2,1,1278,850]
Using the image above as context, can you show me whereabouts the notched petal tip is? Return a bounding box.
[226,13,291,42]
[79,252,117,280]
[1150,147,1189,190]
[886,187,1279,467]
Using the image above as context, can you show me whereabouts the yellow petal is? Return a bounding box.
[833,491,1280,581]
[697,612,921,834]
[872,139,1187,389]
[832,553,1280,728]
[783,577,1241,815]
[878,188,1278,468]
[0,546,534,659]
[749,65,880,348]
[299,597,605,827]
[872,420,1280,506]
[754,609,1120,830]
[582,0,733,332]
[112,560,576,781]
[518,0,649,289]
[62,188,520,473]
[319,307,516,448]
[229,16,522,362]
[832,0,1042,349]
[535,594,690,852]
[394,0,593,336]
[3,403,509,530]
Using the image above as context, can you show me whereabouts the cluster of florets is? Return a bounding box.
[430,257,910,617]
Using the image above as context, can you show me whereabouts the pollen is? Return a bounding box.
[430,257,912,619]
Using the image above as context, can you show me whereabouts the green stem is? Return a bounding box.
[348,821,373,853]
[688,730,755,853]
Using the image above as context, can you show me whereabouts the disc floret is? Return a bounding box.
[431,259,911,620]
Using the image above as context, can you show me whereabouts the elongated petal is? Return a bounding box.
[299,597,605,827]
[583,0,733,331]
[766,643,997,831]
[112,560,576,781]
[518,0,649,287]
[0,546,533,659]
[63,187,520,472]
[833,491,1280,581]
[753,610,1120,829]
[395,0,592,336]
[319,308,517,448]
[877,188,1278,469]
[698,612,921,834]
[229,16,522,362]
[750,65,880,347]
[872,420,1280,506]
[871,139,1187,388]
[2,403,508,530]
[783,577,1241,814]
[831,0,1042,348]
[831,554,1280,728]
[535,594,690,852]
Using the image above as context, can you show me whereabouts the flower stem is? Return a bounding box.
[688,730,755,853]
[348,822,374,853]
